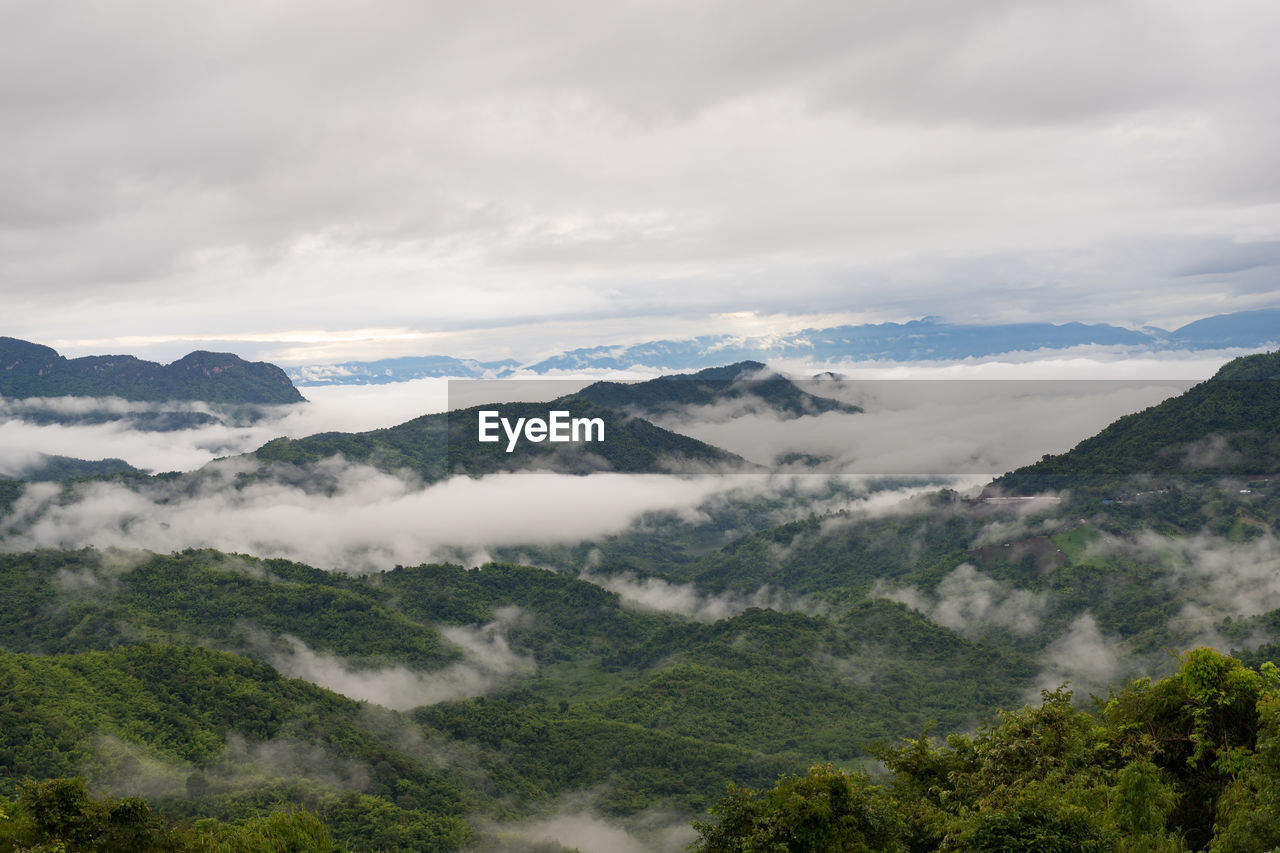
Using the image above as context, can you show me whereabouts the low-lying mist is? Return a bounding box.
[0,462,737,570]
[264,608,535,710]
[654,379,1193,475]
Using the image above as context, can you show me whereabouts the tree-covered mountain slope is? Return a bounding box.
[0,544,1049,848]
[0,642,474,851]
[995,349,1280,493]
[570,361,859,419]
[0,337,304,404]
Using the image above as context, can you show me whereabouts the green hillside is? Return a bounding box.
[0,643,472,851]
[996,350,1280,493]
[0,544,1052,848]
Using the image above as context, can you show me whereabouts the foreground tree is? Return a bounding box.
[693,648,1280,852]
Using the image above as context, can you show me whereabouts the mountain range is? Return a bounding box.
[287,308,1280,384]
[4,348,1280,849]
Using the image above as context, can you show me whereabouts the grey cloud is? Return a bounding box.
[664,379,1190,477]
[1032,614,1125,699]
[3,1,1278,354]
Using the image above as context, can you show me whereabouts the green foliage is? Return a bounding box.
[691,764,906,852]
[703,649,1280,852]
[415,696,791,816]
[0,643,472,850]
[195,808,341,853]
[0,777,190,852]
[0,778,357,853]
[958,794,1114,853]
[0,549,455,664]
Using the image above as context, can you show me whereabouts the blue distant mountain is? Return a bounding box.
[286,310,1280,384]
[526,319,1153,372]
[287,355,521,384]
[1164,307,1280,349]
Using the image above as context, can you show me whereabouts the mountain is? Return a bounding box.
[572,361,861,419]
[0,337,304,404]
[253,397,744,482]
[531,319,1156,372]
[995,349,1280,493]
[0,454,141,481]
[1165,307,1280,349]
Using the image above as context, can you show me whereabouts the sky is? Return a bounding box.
[4,0,1280,365]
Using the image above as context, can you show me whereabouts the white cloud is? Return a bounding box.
[875,563,1048,637]
[1136,530,1280,620]
[482,797,696,853]
[265,609,535,710]
[580,571,823,622]
[0,381,458,473]
[0,462,735,570]
[661,378,1190,476]
[1032,613,1125,698]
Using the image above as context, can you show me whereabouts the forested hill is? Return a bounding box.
[995,350,1280,493]
[571,361,860,419]
[253,398,744,482]
[0,337,304,404]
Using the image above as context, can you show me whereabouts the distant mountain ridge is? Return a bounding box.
[290,354,520,384]
[287,309,1280,384]
[252,397,745,483]
[0,337,304,404]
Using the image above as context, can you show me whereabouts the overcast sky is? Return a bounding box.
[4,0,1279,365]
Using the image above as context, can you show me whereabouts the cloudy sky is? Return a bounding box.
[4,0,1279,365]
